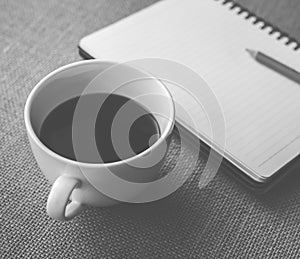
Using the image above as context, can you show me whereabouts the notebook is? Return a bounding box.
[79,0,300,184]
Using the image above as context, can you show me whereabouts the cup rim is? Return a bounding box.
[24,59,175,168]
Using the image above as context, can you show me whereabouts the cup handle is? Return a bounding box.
[47,175,84,221]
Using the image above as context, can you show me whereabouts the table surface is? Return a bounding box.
[1,0,300,258]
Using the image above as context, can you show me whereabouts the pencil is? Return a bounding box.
[246,48,300,85]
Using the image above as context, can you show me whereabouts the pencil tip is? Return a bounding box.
[246,48,256,58]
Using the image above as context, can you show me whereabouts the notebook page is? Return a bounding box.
[80,0,300,180]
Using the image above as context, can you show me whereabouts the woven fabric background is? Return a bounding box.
[1,0,300,258]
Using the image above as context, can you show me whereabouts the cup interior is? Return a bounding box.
[27,60,175,163]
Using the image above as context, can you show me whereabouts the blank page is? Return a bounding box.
[80,0,300,180]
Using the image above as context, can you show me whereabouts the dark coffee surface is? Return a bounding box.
[40,94,160,163]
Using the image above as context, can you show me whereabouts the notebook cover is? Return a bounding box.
[78,0,300,184]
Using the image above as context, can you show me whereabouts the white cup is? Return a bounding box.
[24,60,175,221]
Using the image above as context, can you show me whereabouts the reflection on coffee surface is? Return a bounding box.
[40,93,161,163]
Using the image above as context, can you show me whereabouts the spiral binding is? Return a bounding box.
[215,0,300,51]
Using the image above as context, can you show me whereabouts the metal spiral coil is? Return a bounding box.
[215,0,300,50]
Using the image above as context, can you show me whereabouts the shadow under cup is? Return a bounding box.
[27,61,175,183]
